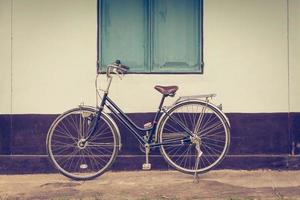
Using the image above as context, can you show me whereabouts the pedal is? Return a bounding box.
[143,122,152,129]
[142,163,151,170]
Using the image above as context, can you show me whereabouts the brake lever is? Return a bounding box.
[121,65,129,71]
[112,67,124,80]
[116,71,123,80]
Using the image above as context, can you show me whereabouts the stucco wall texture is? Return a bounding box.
[0,0,299,114]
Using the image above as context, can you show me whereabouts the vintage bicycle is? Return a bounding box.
[46,60,230,180]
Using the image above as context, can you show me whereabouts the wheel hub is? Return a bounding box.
[77,139,88,149]
[190,134,201,144]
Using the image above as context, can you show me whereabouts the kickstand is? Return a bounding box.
[193,143,202,183]
[193,155,200,183]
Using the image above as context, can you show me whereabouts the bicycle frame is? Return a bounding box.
[104,94,164,145]
[82,69,197,150]
[86,92,193,148]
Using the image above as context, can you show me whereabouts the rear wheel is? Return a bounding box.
[158,100,230,174]
[46,107,119,180]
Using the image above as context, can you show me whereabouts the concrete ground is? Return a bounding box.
[0,170,300,200]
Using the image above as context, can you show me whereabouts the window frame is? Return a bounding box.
[97,0,204,74]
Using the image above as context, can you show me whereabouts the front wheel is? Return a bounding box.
[46,107,119,180]
[158,100,230,174]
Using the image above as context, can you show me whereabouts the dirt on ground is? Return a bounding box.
[0,170,300,200]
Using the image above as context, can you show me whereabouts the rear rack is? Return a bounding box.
[174,94,216,104]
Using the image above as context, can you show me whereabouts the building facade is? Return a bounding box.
[0,0,300,172]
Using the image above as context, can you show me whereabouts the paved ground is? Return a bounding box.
[0,170,300,200]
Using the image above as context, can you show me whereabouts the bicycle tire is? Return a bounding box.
[157,100,230,174]
[46,107,119,180]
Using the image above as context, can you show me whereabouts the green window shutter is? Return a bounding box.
[151,0,201,72]
[100,0,149,72]
[99,0,202,73]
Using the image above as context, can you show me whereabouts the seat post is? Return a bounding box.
[158,95,167,110]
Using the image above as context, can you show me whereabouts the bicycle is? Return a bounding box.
[46,60,231,180]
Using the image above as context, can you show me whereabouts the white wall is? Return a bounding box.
[0,0,12,114]
[0,0,298,114]
[11,0,97,113]
[289,0,300,112]
[204,0,288,113]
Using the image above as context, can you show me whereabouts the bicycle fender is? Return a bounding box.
[174,99,230,127]
[155,99,231,141]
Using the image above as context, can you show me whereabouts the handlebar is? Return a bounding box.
[95,60,129,95]
[98,60,129,77]
[115,59,129,70]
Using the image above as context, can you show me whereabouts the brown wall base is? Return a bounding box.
[0,112,300,173]
[0,155,299,174]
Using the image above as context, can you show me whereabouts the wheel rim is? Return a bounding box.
[160,102,229,173]
[48,109,117,179]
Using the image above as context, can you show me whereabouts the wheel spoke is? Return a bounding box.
[47,108,118,180]
[159,101,230,173]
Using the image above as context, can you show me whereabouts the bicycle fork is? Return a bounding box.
[76,104,104,150]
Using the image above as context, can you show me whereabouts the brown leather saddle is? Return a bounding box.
[154,85,178,96]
